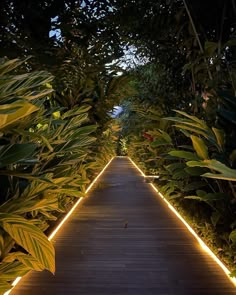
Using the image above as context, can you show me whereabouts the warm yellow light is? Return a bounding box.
[128,157,236,287]
[128,157,146,177]
[85,158,114,194]
[3,276,22,295]
[4,289,12,295]
[4,157,114,295]
[12,277,21,287]
[48,198,84,240]
[49,157,114,241]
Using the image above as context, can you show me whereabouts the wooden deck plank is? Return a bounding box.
[12,157,236,295]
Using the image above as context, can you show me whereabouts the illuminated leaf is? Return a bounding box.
[0,213,55,273]
[190,135,208,160]
[0,144,36,168]
[0,280,12,294]
[0,260,30,281]
[0,101,39,129]
[187,159,236,181]
[3,252,44,271]
[212,127,225,151]
[169,150,199,160]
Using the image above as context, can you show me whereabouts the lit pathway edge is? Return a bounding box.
[4,157,115,295]
[127,156,236,288]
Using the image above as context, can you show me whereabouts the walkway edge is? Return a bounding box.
[4,157,115,295]
[128,156,236,288]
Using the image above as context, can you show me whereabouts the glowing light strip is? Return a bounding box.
[128,157,236,287]
[4,157,114,295]
[129,158,146,177]
[84,158,114,194]
[4,277,22,295]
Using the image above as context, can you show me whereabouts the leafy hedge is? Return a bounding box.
[0,58,115,294]
[121,102,236,275]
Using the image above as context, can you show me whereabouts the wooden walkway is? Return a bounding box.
[12,157,236,295]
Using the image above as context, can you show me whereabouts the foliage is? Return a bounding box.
[0,57,109,294]
[1,0,236,288]
[116,0,236,275]
[121,103,236,273]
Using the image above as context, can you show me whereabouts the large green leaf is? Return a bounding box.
[3,252,44,271]
[0,195,59,215]
[174,123,210,138]
[187,159,236,181]
[0,57,31,76]
[71,125,97,138]
[0,213,55,273]
[64,113,89,133]
[185,192,226,202]
[158,129,172,143]
[165,162,186,173]
[173,169,189,180]
[15,130,54,152]
[62,105,91,119]
[212,127,225,151]
[59,136,96,151]
[185,166,207,176]
[165,113,210,135]
[0,144,36,168]
[0,260,30,281]
[190,135,208,160]
[0,104,22,114]
[0,71,53,100]
[165,111,218,146]
[169,150,199,160]
[0,101,39,129]
[0,281,12,294]
[183,181,207,192]
[47,188,84,198]
[0,171,52,183]
[174,110,207,125]
[151,138,172,147]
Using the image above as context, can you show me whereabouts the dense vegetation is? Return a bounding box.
[0,0,236,293]
[117,0,236,276]
[0,56,125,293]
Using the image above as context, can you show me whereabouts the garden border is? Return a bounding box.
[128,156,236,288]
[4,157,115,295]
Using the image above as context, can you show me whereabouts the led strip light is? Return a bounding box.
[128,156,236,287]
[4,157,114,295]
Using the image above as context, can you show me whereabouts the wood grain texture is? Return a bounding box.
[12,157,236,294]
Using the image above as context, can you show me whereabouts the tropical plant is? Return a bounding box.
[0,57,101,294]
[121,101,236,272]
[1,0,236,287]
